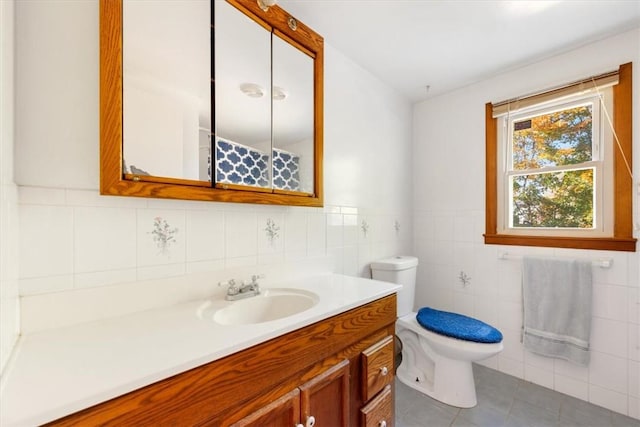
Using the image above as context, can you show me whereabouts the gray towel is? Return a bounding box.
[522,256,593,366]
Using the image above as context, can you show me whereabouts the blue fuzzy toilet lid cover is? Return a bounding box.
[416,307,503,343]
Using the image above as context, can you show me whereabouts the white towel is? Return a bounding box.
[522,256,593,366]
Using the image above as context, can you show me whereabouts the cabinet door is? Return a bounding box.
[299,359,350,427]
[231,388,300,427]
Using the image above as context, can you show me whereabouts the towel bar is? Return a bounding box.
[497,252,612,268]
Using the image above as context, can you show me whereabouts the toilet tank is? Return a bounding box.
[370,256,418,317]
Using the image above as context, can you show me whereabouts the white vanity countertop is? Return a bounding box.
[0,273,400,426]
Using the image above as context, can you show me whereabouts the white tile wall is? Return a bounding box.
[75,207,137,273]
[19,205,74,279]
[307,213,326,257]
[225,211,258,259]
[186,210,225,263]
[592,283,629,322]
[555,358,589,382]
[284,210,307,256]
[413,29,640,419]
[17,194,412,307]
[630,323,640,361]
[325,212,343,249]
[628,360,639,398]
[590,352,628,394]
[16,189,413,329]
[629,288,640,324]
[591,317,628,358]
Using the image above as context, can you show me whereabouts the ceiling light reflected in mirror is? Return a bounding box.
[239,82,265,98]
[272,86,288,101]
[239,83,288,101]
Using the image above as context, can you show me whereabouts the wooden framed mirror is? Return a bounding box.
[100,0,323,206]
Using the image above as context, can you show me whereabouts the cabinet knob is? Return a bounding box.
[306,415,316,427]
[379,420,387,427]
[380,366,389,376]
[295,425,304,427]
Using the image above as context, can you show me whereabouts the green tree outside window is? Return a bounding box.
[510,105,595,228]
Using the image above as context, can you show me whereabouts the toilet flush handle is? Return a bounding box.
[380,366,389,376]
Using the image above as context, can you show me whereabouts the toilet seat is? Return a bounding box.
[416,307,503,343]
[397,314,503,360]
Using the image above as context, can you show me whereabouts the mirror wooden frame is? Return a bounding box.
[100,0,324,206]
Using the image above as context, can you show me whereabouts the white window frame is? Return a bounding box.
[496,89,613,238]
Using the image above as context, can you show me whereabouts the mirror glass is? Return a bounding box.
[213,0,316,194]
[122,0,211,182]
[272,34,315,193]
[214,0,272,189]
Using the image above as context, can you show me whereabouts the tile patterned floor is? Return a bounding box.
[395,364,640,427]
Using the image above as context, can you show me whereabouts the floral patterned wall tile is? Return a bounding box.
[151,217,178,255]
[258,213,283,254]
[137,210,185,267]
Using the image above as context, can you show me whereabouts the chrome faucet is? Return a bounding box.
[220,275,263,301]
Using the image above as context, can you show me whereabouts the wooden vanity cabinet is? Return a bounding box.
[232,360,350,427]
[47,294,397,427]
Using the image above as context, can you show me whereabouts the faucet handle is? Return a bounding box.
[251,274,265,283]
[219,279,239,295]
[239,274,264,293]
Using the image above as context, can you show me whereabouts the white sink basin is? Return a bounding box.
[198,288,319,325]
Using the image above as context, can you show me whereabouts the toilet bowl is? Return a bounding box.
[370,256,503,408]
[396,313,503,407]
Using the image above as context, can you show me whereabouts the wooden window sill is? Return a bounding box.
[484,234,637,252]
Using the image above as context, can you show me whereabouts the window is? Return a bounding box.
[485,63,636,252]
[498,93,612,237]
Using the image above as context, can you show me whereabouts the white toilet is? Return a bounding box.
[371,256,503,408]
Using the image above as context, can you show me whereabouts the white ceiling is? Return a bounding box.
[278,0,640,103]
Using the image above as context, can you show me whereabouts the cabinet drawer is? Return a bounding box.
[361,335,394,401]
[360,384,393,427]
